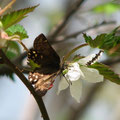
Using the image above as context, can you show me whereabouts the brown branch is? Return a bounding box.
[51,21,116,44]
[0,49,50,120]
[48,0,86,39]
[0,0,16,16]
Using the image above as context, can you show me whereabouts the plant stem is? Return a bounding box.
[18,40,29,52]
[63,43,88,62]
[0,49,50,120]
[0,0,16,16]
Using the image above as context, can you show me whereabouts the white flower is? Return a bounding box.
[58,53,104,102]
[65,62,84,81]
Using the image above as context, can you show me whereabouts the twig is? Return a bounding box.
[51,21,116,44]
[18,40,29,52]
[0,0,16,16]
[109,43,120,55]
[63,43,88,61]
[0,49,50,120]
[48,0,86,39]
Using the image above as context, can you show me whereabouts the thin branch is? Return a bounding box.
[18,40,29,52]
[0,0,16,16]
[51,21,116,44]
[0,49,50,120]
[109,43,120,54]
[63,43,88,61]
[48,0,86,39]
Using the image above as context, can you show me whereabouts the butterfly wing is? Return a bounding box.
[28,34,61,96]
[28,34,60,69]
[28,68,60,96]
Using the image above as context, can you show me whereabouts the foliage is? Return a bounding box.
[83,26,120,52]
[92,2,120,14]
[0,5,38,80]
[0,5,38,29]
[6,41,20,54]
[89,62,120,84]
[6,24,28,40]
[28,59,40,70]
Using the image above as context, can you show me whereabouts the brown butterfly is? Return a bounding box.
[27,34,62,96]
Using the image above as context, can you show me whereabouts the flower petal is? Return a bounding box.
[65,62,84,81]
[80,66,104,83]
[57,77,69,94]
[70,80,82,102]
[65,68,84,81]
[78,54,96,65]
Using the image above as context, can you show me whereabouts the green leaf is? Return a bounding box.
[83,33,106,48]
[83,26,120,51]
[62,69,68,75]
[28,59,40,70]
[73,54,84,62]
[7,73,15,81]
[6,24,28,40]
[6,50,17,59]
[89,62,120,84]
[92,2,120,14]
[0,5,38,29]
[0,69,15,81]
[7,41,20,54]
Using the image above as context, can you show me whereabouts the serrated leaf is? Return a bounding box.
[0,5,38,29]
[6,24,28,40]
[83,26,120,52]
[28,59,40,70]
[89,62,120,84]
[83,33,106,48]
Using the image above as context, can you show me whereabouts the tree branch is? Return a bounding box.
[51,21,116,44]
[0,49,50,120]
[48,0,86,39]
[0,0,16,16]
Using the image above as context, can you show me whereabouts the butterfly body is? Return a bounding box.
[28,34,61,96]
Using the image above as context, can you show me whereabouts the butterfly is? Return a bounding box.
[27,34,62,96]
